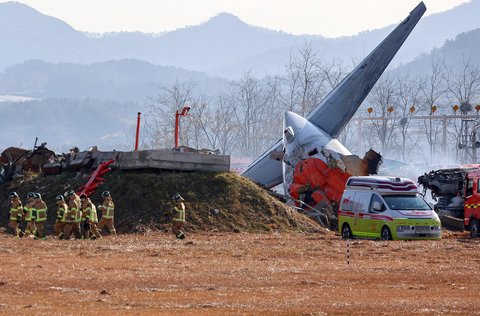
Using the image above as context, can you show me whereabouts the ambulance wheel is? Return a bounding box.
[341,224,352,240]
[381,226,392,241]
[470,219,480,238]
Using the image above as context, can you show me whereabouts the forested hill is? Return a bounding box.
[0,59,228,102]
[397,28,480,74]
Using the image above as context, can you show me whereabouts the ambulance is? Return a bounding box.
[338,176,441,240]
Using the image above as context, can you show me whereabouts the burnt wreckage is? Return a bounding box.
[0,143,58,183]
[0,141,230,184]
[418,167,477,230]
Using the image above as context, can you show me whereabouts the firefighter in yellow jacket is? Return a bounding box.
[54,195,68,239]
[63,190,82,239]
[23,192,37,237]
[97,191,116,236]
[80,193,102,240]
[62,194,75,239]
[8,192,23,237]
[171,193,186,239]
[33,193,47,240]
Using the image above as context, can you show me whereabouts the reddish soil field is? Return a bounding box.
[0,230,479,315]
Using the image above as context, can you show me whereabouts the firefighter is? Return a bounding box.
[97,191,116,237]
[33,193,47,240]
[80,193,89,238]
[63,190,82,239]
[171,193,186,239]
[8,192,23,237]
[54,195,68,239]
[23,192,37,237]
[62,195,75,239]
[80,193,102,240]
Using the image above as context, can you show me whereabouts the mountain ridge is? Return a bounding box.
[1,1,480,77]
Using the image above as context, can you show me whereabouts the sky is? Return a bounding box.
[0,0,472,37]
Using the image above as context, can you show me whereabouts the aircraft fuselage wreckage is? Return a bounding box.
[242,2,426,209]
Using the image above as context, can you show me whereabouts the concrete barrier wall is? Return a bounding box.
[92,150,230,172]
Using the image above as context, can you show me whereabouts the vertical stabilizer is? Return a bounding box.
[307,2,426,138]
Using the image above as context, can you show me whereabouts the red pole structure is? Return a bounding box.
[174,106,190,148]
[174,110,180,148]
[135,112,141,151]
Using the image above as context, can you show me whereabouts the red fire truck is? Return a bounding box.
[418,166,480,237]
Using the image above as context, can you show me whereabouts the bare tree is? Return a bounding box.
[230,71,271,156]
[318,58,348,91]
[443,58,480,163]
[146,80,195,149]
[394,71,423,161]
[211,95,241,154]
[279,42,326,117]
[418,59,446,163]
[279,53,301,112]
[365,73,398,156]
[183,95,211,149]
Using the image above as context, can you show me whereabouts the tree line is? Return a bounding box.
[145,43,480,165]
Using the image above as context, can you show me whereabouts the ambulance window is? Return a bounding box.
[341,191,356,211]
[352,191,371,213]
[466,179,474,197]
[369,194,385,213]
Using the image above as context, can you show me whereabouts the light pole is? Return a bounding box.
[134,112,141,151]
[175,106,190,148]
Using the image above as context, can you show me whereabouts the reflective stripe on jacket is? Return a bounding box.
[9,205,22,221]
[173,206,185,222]
[100,201,114,219]
[57,204,68,222]
[68,199,82,222]
[87,204,98,223]
[35,208,47,222]
[24,203,36,222]
[34,200,48,222]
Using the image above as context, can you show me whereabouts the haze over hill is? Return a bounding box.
[0,59,227,101]
[398,27,480,75]
[1,1,480,78]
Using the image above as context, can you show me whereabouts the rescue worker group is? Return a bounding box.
[6,190,187,240]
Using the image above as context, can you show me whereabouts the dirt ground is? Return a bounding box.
[1,230,480,315]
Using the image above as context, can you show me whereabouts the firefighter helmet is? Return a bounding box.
[102,191,111,198]
[172,193,184,201]
[9,192,18,199]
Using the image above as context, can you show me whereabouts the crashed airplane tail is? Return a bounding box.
[242,2,426,209]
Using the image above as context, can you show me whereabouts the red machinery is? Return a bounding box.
[77,159,115,196]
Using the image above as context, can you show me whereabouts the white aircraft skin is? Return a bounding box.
[282,111,351,195]
[242,2,426,208]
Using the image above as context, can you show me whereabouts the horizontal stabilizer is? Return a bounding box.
[241,140,283,188]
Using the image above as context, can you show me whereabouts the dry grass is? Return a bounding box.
[0,231,479,315]
[0,171,322,234]
[2,170,479,314]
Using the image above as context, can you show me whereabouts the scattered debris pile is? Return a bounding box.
[0,143,58,183]
[0,143,230,184]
